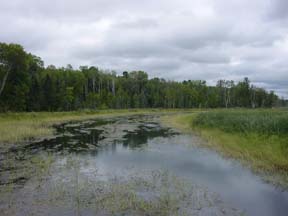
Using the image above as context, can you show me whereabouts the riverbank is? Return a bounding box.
[163,109,288,188]
[1,109,287,188]
[1,113,247,216]
[0,109,182,147]
[1,111,288,215]
[0,110,134,145]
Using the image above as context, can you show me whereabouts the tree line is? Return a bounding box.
[0,42,286,112]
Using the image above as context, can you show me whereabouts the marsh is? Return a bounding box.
[1,114,287,216]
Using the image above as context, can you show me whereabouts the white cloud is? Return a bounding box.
[0,0,287,98]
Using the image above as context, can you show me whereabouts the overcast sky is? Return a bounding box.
[1,0,288,98]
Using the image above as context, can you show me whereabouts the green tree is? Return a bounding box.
[0,43,30,111]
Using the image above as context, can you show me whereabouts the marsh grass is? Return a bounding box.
[0,109,185,146]
[43,165,242,216]
[193,110,288,136]
[167,109,288,188]
[0,155,242,216]
[0,153,55,216]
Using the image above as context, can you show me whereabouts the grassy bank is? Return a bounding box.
[0,109,186,146]
[165,109,288,187]
[2,108,288,187]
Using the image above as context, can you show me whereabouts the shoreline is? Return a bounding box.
[161,112,288,189]
[0,109,193,148]
[1,109,287,188]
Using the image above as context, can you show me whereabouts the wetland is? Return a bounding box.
[0,114,288,216]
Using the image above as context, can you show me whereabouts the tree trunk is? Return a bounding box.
[0,68,10,97]
[112,79,115,96]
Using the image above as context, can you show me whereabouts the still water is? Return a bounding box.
[1,115,288,216]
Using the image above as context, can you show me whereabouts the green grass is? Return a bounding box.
[166,109,288,188]
[193,110,288,135]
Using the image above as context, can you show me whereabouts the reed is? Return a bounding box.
[166,109,288,188]
[193,110,288,135]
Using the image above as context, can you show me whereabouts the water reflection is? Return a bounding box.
[1,115,288,216]
[122,123,177,148]
[19,116,178,154]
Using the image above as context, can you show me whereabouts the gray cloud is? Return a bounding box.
[0,0,287,98]
[113,18,159,29]
[268,0,288,20]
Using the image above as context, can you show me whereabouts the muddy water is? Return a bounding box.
[1,115,288,216]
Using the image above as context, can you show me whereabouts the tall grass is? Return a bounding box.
[166,109,288,188]
[193,110,288,136]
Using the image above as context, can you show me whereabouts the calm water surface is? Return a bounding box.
[1,115,288,216]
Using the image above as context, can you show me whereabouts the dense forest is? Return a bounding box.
[0,42,286,112]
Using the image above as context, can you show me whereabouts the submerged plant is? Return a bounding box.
[40,167,243,216]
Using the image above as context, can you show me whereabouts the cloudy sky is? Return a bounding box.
[1,0,288,97]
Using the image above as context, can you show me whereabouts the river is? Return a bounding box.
[1,114,287,215]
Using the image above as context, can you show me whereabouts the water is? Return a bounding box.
[1,114,288,216]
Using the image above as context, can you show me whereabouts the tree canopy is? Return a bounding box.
[0,42,285,112]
